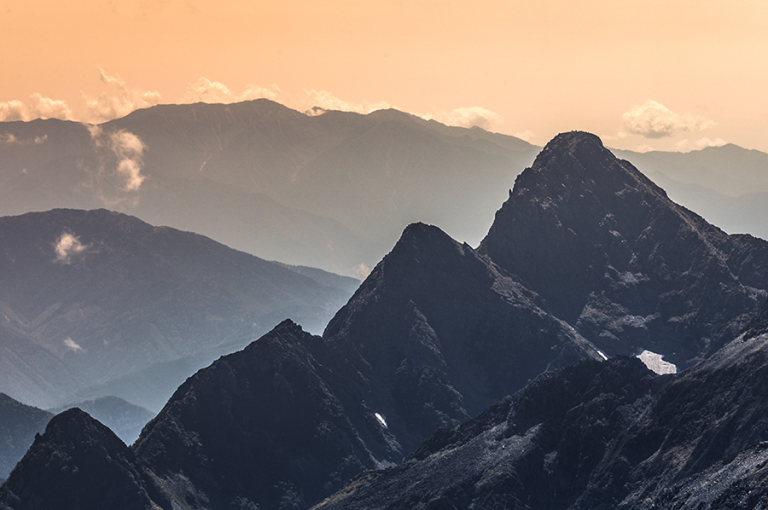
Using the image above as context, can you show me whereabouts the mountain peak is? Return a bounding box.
[480,131,766,367]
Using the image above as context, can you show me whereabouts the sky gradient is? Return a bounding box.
[2,0,767,152]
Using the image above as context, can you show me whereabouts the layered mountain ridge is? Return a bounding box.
[0,208,357,409]
[2,131,768,509]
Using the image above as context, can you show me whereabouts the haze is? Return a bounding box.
[2,0,767,153]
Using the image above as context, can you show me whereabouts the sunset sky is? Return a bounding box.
[2,0,767,152]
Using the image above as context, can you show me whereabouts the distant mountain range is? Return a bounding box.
[2,100,766,276]
[3,132,768,510]
[0,209,357,410]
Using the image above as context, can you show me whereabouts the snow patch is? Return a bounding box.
[637,349,676,375]
[374,413,388,428]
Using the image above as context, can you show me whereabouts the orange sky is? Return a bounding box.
[2,0,767,152]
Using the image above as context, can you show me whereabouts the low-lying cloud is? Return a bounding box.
[109,130,147,191]
[182,77,282,104]
[430,106,504,131]
[83,68,162,123]
[0,95,73,122]
[54,232,89,264]
[674,137,727,152]
[63,337,84,353]
[622,100,716,139]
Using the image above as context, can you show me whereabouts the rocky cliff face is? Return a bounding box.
[480,132,768,367]
[0,409,156,510]
[132,223,601,509]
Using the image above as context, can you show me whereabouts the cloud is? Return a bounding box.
[0,133,19,144]
[63,337,84,353]
[302,89,391,114]
[354,263,372,279]
[674,137,727,152]
[636,144,654,153]
[423,106,504,131]
[182,77,281,104]
[83,68,162,123]
[513,130,534,142]
[108,130,147,191]
[0,95,72,122]
[0,100,27,122]
[1,133,48,145]
[622,100,716,139]
[54,232,89,263]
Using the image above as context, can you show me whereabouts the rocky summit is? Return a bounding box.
[480,131,768,368]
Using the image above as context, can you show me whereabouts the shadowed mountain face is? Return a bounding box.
[0,395,51,480]
[48,396,155,446]
[480,132,768,367]
[0,409,157,510]
[0,100,538,274]
[132,223,601,509]
[0,208,357,409]
[315,306,768,510]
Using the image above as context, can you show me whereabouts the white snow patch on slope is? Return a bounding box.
[375,413,388,428]
[637,349,677,375]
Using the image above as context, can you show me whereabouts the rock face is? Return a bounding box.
[0,395,51,480]
[0,208,356,409]
[133,223,601,509]
[480,131,768,367]
[314,317,768,510]
[48,396,155,446]
[0,409,156,510]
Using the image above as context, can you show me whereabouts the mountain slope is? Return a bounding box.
[0,409,157,510]
[132,223,601,509]
[0,395,52,480]
[314,303,768,510]
[480,132,768,368]
[0,208,356,409]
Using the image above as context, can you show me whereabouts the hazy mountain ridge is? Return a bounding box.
[0,395,52,480]
[0,100,539,274]
[0,208,357,409]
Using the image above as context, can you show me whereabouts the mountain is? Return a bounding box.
[0,208,357,409]
[4,131,768,510]
[48,396,154,446]
[314,298,768,510]
[617,145,768,242]
[0,409,158,510]
[131,223,601,509]
[0,395,52,480]
[0,100,539,274]
[479,132,768,368]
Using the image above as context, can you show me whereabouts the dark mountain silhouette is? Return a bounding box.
[48,396,154,445]
[131,223,601,509]
[0,208,356,409]
[0,409,157,510]
[316,299,768,510]
[480,132,768,368]
[0,395,51,480]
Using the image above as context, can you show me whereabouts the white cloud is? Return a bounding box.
[27,93,73,120]
[354,263,371,279]
[1,133,48,145]
[0,95,72,122]
[63,337,84,353]
[108,130,147,191]
[302,89,391,114]
[674,137,727,152]
[513,130,534,142]
[83,68,162,123]
[181,77,282,104]
[622,100,716,139]
[0,133,19,144]
[636,144,654,153]
[54,232,89,263]
[423,106,504,131]
[0,100,26,121]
